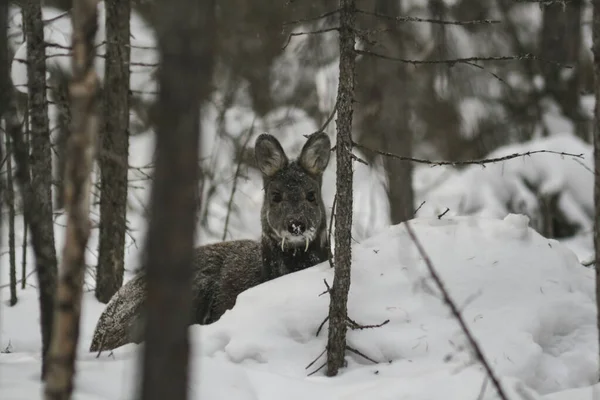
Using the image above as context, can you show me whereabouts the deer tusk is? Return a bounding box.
[281,237,286,252]
[305,237,309,252]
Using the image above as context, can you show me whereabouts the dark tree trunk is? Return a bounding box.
[6,133,18,306]
[44,1,100,398]
[0,0,6,311]
[22,0,59,377]
[355,0,414,224]
[540,0,586,139]
[139,0,215,399]
[96,0,131,303]
[326,0,355,378]
[51,74,71,210]
[592,0,600,378]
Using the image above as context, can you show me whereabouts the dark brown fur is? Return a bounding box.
[89,133,331,352]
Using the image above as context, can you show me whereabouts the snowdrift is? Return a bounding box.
[1,215,597,400]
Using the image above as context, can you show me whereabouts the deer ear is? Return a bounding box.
[299,132,331,175]
[255,134,289,177]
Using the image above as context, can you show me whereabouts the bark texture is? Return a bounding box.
[592,0,600,379]
[44,1,100,398]
[96,0,131,303]
[326,0,355,377]
[22,0,59,376]
[139,0,215,399]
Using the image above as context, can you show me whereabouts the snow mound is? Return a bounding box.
[192,215,596,399]
[1,215,596,400]
[416,133,593,237]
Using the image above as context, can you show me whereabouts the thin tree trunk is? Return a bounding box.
[592,0,600,380]
[139,0,215,398]
[22,214,28,289]
[22,0,59,377]
[51,74,71,210]
[22,112,30,290]
[326,0,355,377]
[0,0,6,314]
[43,1,100,398]
[6,133,18,306]
[96,0,131,303]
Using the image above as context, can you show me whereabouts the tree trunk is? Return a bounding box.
[355,0,414,224]
[43,1,100,398]
[139,0,215,399]
[326,0,355,377]
[22,0,59,377]
[51,74,71,210]
[6,133,18,306]
[96,0,131,303]
[540,0,586,139]
[0,0,6,313]
[592,0,600,379]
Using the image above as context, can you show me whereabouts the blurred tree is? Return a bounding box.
[44,0,100,397]
[96,0,131,303]
[22,0,58,378]
[355,0,414,223]
[139,0,215,398]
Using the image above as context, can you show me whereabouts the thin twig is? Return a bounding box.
[356,9,501,25]
[346,345,378,364]
[221,122,256,241]
[354,142,584,167]
[355,50,572,69]
[404,221,510,400]
[282,27,339,50]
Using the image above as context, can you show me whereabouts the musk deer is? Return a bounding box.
[89,132,331,352]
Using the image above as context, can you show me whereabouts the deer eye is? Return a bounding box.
[306,191,316,202]
[271,192,282,203]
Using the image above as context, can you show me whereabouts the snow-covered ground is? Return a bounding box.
[1,215,598,400]
[3,2,599,399]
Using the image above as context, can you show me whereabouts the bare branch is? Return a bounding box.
[356,9,501,25]
[355,50,572,69]
[353,141,584,167]
[282,27,339,50]
[404,221,510,400]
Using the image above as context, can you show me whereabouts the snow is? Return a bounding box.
[1,215,597,399]
[3,2,599,399]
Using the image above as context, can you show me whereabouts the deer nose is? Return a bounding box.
[287,220,306,235]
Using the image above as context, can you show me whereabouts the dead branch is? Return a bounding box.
[354,141,584,167]
[282,27,340,50]
[356,9,501,25]
[355,50,572,69]
[404,221,510,400]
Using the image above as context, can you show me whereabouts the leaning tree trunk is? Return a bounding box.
[22,0,59,377]
[592,0,600,378]
[326,0,355,377]
[96,0,131,303]
[44,1,100,399]
[139,0,215,399]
